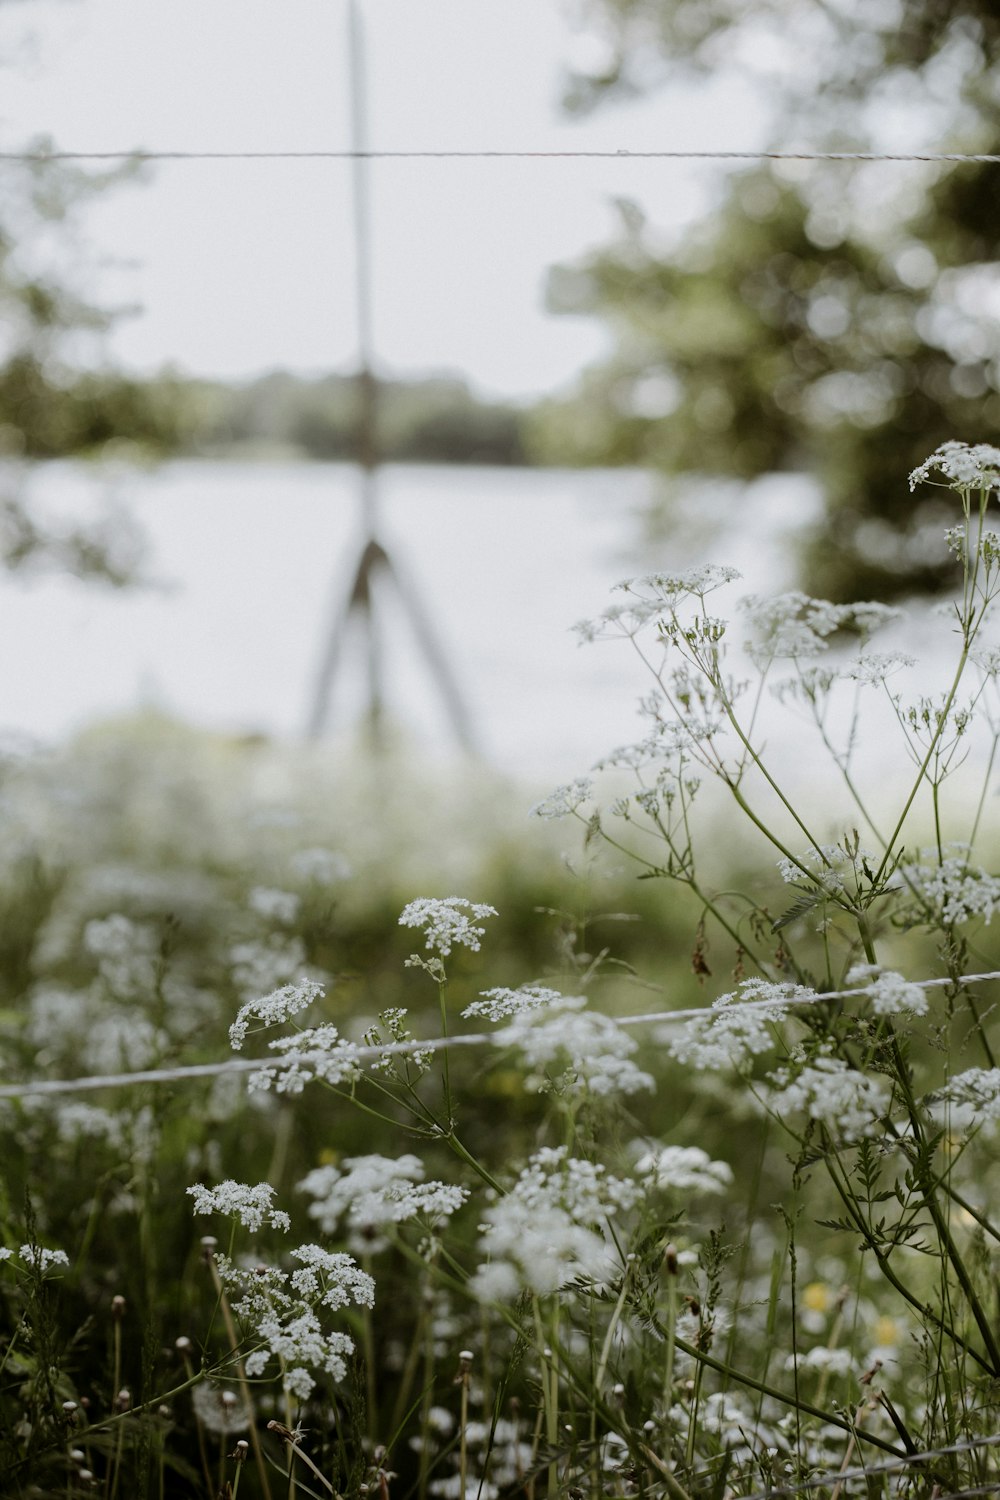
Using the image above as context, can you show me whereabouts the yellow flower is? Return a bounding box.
[873,1316,899,1347]
[803,1282,830,1314]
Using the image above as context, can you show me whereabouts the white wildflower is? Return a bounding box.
[664,979,806,1073]
[230,938,307,1001]
[784,1346,855,1377]
[530,779,594,819]
[496,995,654,1097]
[289,847,352,885]
[462,984,562,1021]
[248,887,301,925]
[250,1025,361,1095]
[299,1155,467,1253]
[905,854,1000,926]
[926,1068,1000,1131]
[217,1243,373,1399]
[741,592,848,663]
[614,564,742,601]
[768,1052,891,1141]
[471,1146,640,1301]
[18,1245,69,1272]
[187,1180,291,1233]
[398,897,498,956]
[850,652,916,686]
[909,441,1000,492]
[845,966,928,1017]
[972,645,1000,676]
[229,979,325,1051]
[633,1144,734,1195]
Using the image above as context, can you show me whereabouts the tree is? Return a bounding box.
[532,0,1000,598]
[0,139,183,584]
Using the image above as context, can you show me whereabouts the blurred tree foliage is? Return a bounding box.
[530,0,1000,599]
[169,368,530,465]
[0,146,184,583]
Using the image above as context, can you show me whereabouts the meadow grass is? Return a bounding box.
[3,442,1000,1498]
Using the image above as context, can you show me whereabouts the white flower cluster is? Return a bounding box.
[529,779,594,820]
[905,854,1000,927]
[497,995,655,1097]
[768,1053,891,1141]
[633,1143,734,1195]
[784,1346,855,1377]
[908,441,1000,492]
[248,886,301,925]
[230,937,308,1002]
[663,979,807,1073]
[615,564,743,602]
[742,593,900,665]
[462,984,562,1022]
[229,979,325,1050]
[0,1244,70,1273]
[428,1418,532,1499]
[777,843,868,893]
[926,1068,1000,1132]
[398,897,499,956]
[299,1154,468,1253]
[845,965,929,1017]
[850,652,916,686]
[248,1025,362,1095]
[219,1243,375,1401]
[472,1146,640,1301]
[289,847,352,885]
[187,1179,291,1233]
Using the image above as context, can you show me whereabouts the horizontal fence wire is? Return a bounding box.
[1,148,1000,165]
[2,969,998,1100]
[741,1431,1000,1500]
[740,1428,1000,1500]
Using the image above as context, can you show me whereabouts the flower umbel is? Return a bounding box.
[398,898,499,956]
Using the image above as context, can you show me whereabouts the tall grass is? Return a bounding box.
[3,442,1000,1498]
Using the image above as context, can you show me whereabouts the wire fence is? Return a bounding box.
[3,968,997,1100]
[741,1431,1000,1500]
[2,147,1000,165]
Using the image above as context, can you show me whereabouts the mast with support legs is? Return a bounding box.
[306,0,476,753]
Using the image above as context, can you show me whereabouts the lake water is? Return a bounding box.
[0,460,821,780]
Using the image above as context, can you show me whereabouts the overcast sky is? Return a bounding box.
[0,0,767,397]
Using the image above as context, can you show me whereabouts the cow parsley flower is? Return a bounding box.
[845,965,928,1017]
[248,1025,362,1095]
[187,1180,291,1233]
[299,1154,468,1253]
[850,652,916,686]
[926,1068,1000,1131]
[530,779,594,819]
[398,897,498,956]
[768,1052,891,1141]
[18,1245,70,1273]
[909,441,1000,492]
[229,980,325,1050]
[472,1146,640,1301]
[217,1244,374,1400]
[614,564,742,602]
[462,984,562,1021]
[904,851,1000,926]
[496,995,654,1097]
[664,979,807,1073]
[633,1144,734,1195]
[248,887,301,925]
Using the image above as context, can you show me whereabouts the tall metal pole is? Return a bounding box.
[305,0,477,755]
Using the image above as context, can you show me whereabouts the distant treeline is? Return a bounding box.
[0,360,537,466]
